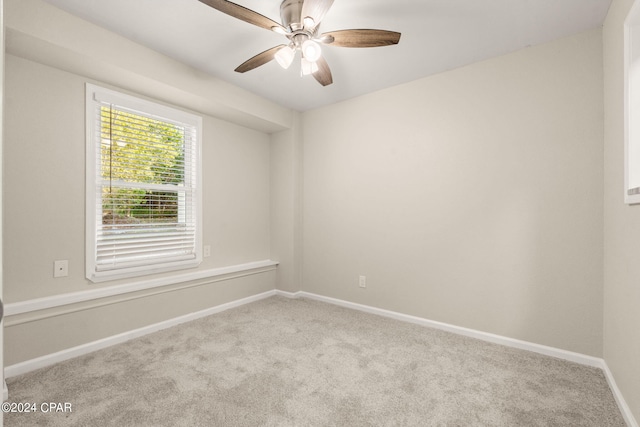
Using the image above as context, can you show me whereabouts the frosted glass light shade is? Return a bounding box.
[302,40,321,62]
[303,17,315,29]
[301,58,319,76]
[275,46,295,69]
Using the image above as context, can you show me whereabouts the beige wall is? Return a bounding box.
[4,271,275,366]
[5,2,639,421]
[302,29,605,357]
[1,0,291,367]
[4,0,292,134]
[603,0,640,422]
[270,115,304,293]
[4,54,271,301]
[3,54,276,364]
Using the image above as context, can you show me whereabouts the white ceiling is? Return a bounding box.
[42,0,612,112]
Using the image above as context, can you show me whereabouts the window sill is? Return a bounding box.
[5,260,278,317]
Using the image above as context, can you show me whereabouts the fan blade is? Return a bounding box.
[198,0,286,33]
[235,45,287,73]
[301,0,335,27]
[320,29,401,47]
[313,56,333,86]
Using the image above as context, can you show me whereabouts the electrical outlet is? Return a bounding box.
[359,275,366,288]
[54,260,69,278]
[204,245,211,257]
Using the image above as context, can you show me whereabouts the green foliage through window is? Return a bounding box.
[100,106,186,225]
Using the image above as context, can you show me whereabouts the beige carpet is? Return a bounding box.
[5,296,625,426]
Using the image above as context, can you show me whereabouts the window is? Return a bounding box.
[625,1,640,204]
[86,84,202,282]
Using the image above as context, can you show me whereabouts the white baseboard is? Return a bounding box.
[293,291,603,366]
[602,361,639,427]
[4,289,277,379]
[279,290,637,426]
[274,289,301,299]
[5,288,637,426]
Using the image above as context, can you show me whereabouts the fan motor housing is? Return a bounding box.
[280,0,304,30]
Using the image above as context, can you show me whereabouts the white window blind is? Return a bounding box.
[86,84,202,282]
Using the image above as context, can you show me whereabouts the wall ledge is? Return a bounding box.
[5,260,278,317]
[5,289,278,379]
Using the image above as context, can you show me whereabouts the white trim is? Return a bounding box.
[5,260,278,317]
[296,292,603,366]
[624,0,640,204]
[274,289,301,299]
[90,84,201,127]
[6,289,637,426]
[602,361,640,427]
[4,290,277,379]
[85,83,204,282]
[3,381,7,402]
[288,292,637,424]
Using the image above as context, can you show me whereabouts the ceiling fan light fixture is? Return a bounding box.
[271,25,288,35]
[302,39,321,62]
[301,58,319,76]
[199,0,401,87]
[303,16,315,29]
[275,45,296,69]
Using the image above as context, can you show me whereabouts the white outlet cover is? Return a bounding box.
[54,260,69,278]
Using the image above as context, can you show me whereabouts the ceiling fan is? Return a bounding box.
[198,0,401,86]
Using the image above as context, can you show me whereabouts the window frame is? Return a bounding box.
[86,83,203,282]
[625,0,640,205]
